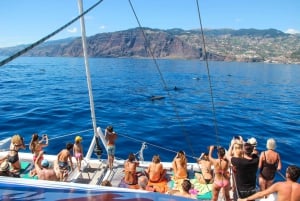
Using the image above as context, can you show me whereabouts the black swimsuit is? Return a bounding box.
[260,152,278,180]
[8,150,19,164]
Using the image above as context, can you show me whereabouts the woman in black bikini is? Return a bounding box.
[259,138,282,192]
[1,134,26,175]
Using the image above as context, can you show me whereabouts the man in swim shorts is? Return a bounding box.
[105,126,117,170]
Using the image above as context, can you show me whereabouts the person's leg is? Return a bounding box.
[212,183,221,201]
[223,185,231,201]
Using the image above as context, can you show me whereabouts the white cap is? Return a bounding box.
[247,137,257,146]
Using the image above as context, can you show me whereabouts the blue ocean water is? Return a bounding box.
[0,57,299,177]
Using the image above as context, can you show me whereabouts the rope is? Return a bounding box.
[0,0,104,67]
[276,170,286,180]
[195,0,220,146]
[22,129,94,147]
[117,132,201,159]
[127,0,197,159]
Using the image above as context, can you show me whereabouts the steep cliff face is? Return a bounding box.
[1,28,299,63]
[70,29,203,59]
[2,28,223,60]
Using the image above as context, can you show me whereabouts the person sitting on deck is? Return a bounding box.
[145,154,166,183]
[208,146,231,201]
[34,151,59,181]
[57,143,74,181]
[195,152,213,184]
[138,175,154,191]
[172,150,187,180]
[0,134,26,176]
[238,165,300,201]
[124,153,139,185]
[0,159,12,177]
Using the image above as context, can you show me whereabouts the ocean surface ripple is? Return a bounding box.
[0,57,299,180]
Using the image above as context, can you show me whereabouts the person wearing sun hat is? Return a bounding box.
[247,137,259,155]
[0,159,11,176]
[73,136,83,171]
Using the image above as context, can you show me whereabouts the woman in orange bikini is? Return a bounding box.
[124,153,139,185]
[172,150,187,180]
[145,154,166,183]
[209,145,230,201]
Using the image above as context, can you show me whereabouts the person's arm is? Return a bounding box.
[208,146,215,163]
[172,159,177,174]
[277,152,282,171]
[258,151,264,169]
[238,182,279,201]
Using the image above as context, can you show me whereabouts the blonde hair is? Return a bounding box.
[11,134,23,146]
[266,138,276,150]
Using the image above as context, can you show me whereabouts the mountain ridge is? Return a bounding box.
[1,28,299,64]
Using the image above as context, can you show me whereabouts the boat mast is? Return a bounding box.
[77,0,102,160]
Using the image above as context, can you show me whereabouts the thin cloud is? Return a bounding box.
[67,27,77,33]
[285,28,300,34]
[99,25,106,30]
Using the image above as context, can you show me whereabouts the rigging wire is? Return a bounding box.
[127,0,197,159]
[195,0,220,146]
[0,0,104,67]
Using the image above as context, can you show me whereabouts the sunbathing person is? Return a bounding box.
[172,150,187,180]
[145,155,166,183]
[0,159,12,176]
[209,146,230,201]
[0,134,26,175]
[195,152,213,184]
[124,153,139,185]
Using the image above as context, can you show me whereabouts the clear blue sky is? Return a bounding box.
[0,0,299,48]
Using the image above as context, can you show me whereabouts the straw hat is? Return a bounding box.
[0,160,9,172]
